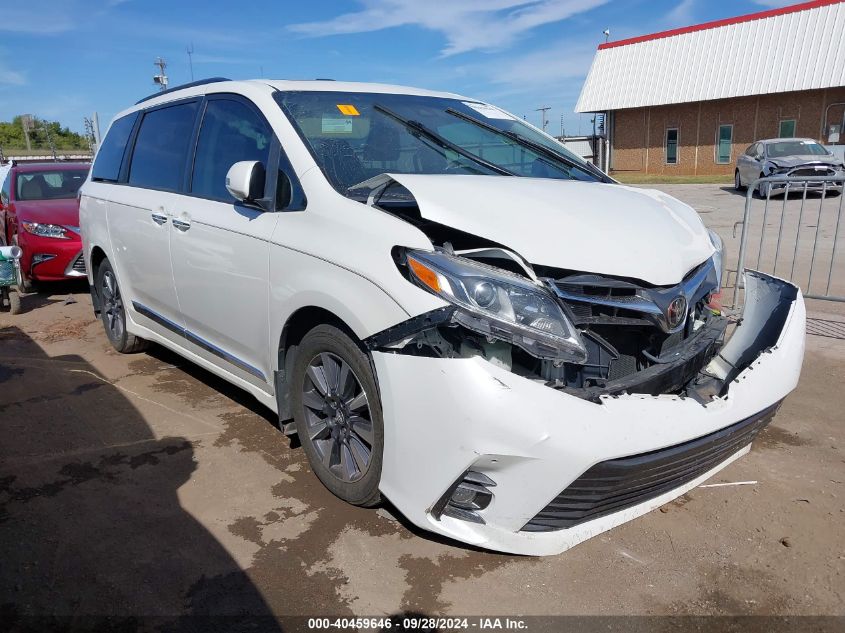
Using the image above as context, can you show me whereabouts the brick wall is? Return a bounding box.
[609,87,845,176]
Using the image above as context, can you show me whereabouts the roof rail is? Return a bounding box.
[135,77,231,105]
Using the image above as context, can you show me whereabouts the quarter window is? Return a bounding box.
[716,125,733,164]
[665,128,678,165]
[129,102,199,192]
[92,112,138,182]
[191,99,271,202]
[779,119,796,138]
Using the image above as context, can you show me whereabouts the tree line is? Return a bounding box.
[0,116,90,151]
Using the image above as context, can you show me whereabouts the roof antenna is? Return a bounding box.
[603,28,611,43]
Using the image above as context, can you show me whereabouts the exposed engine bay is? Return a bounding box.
[360,180,795,404]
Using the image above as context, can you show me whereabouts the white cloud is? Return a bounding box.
[0,1,129,34]
[666,0,696,26]
[0,59,26,86]
[0,8,75,34]
[485,41,597,89]
[191,54,260,66]
[288,0,610,56]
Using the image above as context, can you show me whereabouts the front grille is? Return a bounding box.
[522,401,781,532]
[789,167,835,178]
[71,253,86,274]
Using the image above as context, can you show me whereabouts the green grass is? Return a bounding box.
[612,173,733,185]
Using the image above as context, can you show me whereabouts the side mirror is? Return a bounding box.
[225,161,266,206]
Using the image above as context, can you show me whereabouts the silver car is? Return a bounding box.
[735,138,844,197]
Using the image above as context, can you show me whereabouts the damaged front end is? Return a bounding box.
[356,176,804,555]
[366,244,785,405]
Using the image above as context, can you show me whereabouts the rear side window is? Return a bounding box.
[129,102,198,192]
[92,112,138,182]
[191,99,271,202]
[16,169,89,201]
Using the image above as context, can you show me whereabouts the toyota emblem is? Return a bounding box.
[666,296,687,329]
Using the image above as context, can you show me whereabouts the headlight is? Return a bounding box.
[404,249,587,363]
[708,228,724,291]
[21,222,71,240]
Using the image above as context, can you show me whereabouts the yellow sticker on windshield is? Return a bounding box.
[336,104,360,116]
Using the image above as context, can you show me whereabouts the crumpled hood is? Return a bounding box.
[14,198,81,228]
[384,174,713,286]
[769,155,844,169]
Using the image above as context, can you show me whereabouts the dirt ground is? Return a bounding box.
[0,185,843,627]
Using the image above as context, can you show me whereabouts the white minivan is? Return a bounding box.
[80,78,805,555]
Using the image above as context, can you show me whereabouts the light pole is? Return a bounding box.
[535,106,551,132]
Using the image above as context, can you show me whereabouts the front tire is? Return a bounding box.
[291,324,383,507]
[96,259,148,353]
[734,170,745,191]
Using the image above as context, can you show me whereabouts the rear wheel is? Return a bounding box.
[96,259,148,353]
[291,324,383,507]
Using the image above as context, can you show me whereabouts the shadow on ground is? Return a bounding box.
[10,279,89,315]
[0,326,283,630]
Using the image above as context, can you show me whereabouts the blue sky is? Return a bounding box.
[0,0,798,136]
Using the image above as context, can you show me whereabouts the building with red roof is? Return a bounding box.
[575,0,845,176]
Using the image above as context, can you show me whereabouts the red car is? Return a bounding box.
[0,162,90,288]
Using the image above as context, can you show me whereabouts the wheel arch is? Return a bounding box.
[275,305,365,429]
[88,245,109,314]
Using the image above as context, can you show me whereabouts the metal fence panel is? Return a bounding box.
[733,175,845,306]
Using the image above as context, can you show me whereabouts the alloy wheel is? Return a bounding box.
[101,270,125,341]
[302,352,374,483]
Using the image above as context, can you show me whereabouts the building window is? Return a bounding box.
[716,124,733,164]
[779,119,796,138]
[665,128,678,164]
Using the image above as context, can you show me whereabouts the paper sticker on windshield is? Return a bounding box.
[461,101,514,120]
[322,117,354,133]
[336,104,360,116]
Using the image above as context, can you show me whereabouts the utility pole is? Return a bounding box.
[535,106,551,132]
[560,114,565,138]
[153,57,169,91]
[186,44,194,81]
[92,112,101,146]
[21,115,33,151]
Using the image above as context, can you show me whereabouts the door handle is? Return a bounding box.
[172,218,191,231]
[151,212,168,225]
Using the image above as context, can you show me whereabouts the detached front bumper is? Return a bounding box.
[373,271,805,556]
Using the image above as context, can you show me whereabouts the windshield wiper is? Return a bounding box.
[373,104,516,177]
[445,108,612,183]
